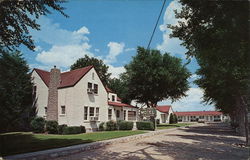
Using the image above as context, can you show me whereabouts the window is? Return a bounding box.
[84,107,88,120]
[112,95,115,101]
[123,110,126,120]
[89,107,95,116]
[33,86,37,98]
[45,107,47,114]
[199,116,204,119]
[61,106,66,114]
[108,109,112,120]
[96,108,99,119]
[92,73,94,80]
[88,82,92,89]
[94,84,98,94]
[116,110,120,118]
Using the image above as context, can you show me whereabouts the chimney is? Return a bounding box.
[47,66,60,121]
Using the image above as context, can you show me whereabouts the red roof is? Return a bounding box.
[108,101,135,108]
[34,66,93,88]
[34,68,50,87]
[156,105,171,113]
[175,111,222,116]
[105,87,114,93]
[117,97,122,101]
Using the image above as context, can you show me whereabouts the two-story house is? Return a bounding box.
[31,66,138,132]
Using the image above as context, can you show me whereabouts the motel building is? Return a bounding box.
[175,111,225,122]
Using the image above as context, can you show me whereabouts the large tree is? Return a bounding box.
[169,0,250,141]
[125,47,190,127]
[107,74,131,104]
[71,55,111,85]
[0,50,35,132]
[0,0,68,51]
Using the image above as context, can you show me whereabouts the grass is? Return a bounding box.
[0,130,145,156]
[156,123,194,130]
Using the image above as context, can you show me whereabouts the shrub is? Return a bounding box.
[58,124,67,134]
[99,122,105,131]
[80,125,86,133]
[156,119,160,125]
[62,126,82,134]
[136,121,154,130]
[106,120,117,131]
[169,113,175,124]
[118,121,133,130]
[46,120,58,134]
[173,114,178,124]
[30,117,46,133]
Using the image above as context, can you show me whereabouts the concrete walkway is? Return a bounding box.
[54,123,248,160]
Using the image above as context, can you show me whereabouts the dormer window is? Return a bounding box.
[112,95,115,101]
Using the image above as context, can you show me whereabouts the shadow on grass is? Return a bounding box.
[0,133,93,156]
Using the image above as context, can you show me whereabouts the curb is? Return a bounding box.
[4,125,194,160]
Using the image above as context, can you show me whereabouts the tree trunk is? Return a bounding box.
[236,96,245,136]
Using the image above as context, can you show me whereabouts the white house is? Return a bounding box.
[175,111,225,122]
[155,105,174,124]
[31,66,138,132]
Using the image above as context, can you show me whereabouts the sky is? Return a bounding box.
[21,0,215,112]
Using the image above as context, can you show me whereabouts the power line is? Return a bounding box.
[147,0,167,50]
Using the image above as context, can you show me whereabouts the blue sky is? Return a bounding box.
[21,0,215,111]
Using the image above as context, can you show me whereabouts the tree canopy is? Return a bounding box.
[71,55,111,85]
[169,0,249,113]
[125,47,191,108]
[0,0,68,51]
[169,0,250,138]
[0,50,34,132]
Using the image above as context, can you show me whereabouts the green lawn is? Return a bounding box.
[156,123,194,130]
[0,130,145,156]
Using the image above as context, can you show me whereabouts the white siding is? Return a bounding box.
[57,68,108,130]
[31,71,48,118]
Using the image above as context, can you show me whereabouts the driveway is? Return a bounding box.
[55,123,248,160]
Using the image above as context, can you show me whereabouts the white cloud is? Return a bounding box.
[108,65,125,78]
[158,88,215,111]
[32,17,93,69]
[31,17,90,46]
[36,43,93,68]
[125,48,135,52]
[157,0,187,56]
[105,42,125,64]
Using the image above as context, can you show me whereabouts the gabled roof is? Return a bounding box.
[175,111,222,116]
[33,66,93,88]
[105,87,114,93]
[156,105,171,113]
[108,101,136,108]
[33,68,50,87]
[59,66,93,88]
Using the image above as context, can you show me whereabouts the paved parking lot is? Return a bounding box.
[55,123,248,160]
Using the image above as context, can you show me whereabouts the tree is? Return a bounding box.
[0,50,35,132]
[107,74,131,104]
[125,47,190,128]
[0,0,68,51]
[169,0,250,143]
[71,55,111,85]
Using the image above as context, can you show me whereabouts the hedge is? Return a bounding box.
[62,126,83,134]
[118,121,133,130]
[30,117,46,133]
[58,124,67,134]
[106,120,117,131]
[136,121,154,130]
[99,122,105,131]
[46,120,58,134]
